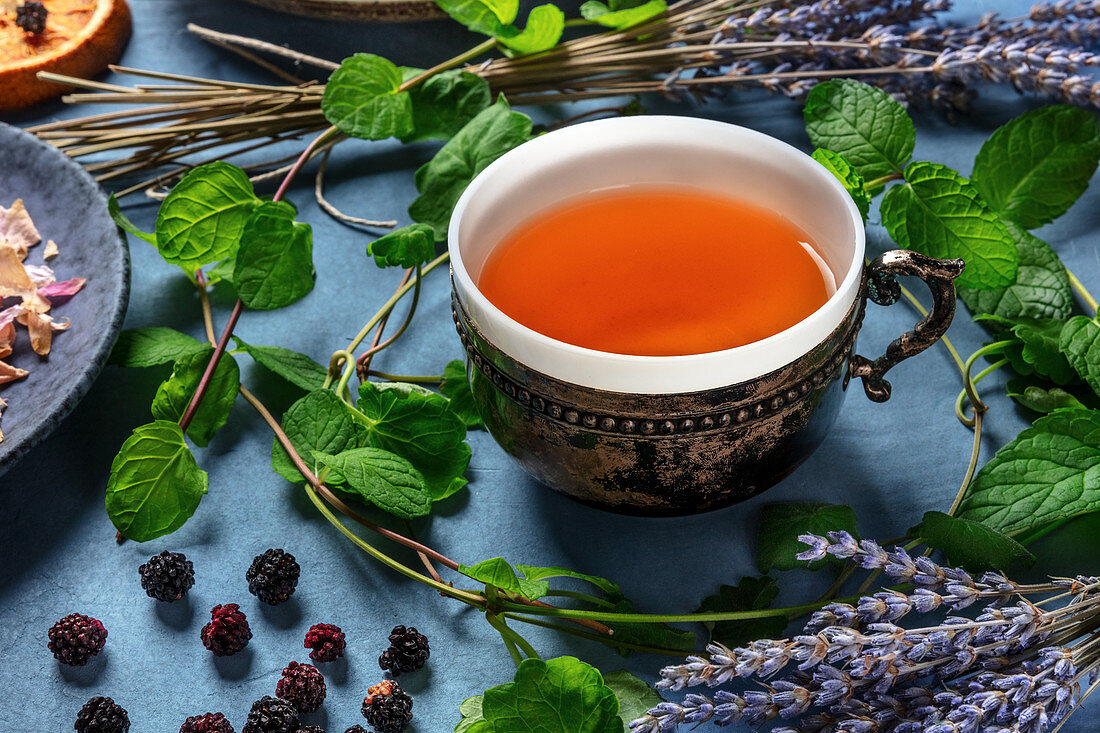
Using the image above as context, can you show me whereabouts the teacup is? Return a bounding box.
[447,116,963,516]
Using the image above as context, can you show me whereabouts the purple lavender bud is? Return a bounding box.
[797,534,831,562]
[826,531,861,559]
[912,589,943,613]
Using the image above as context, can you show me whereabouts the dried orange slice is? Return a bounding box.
[0,0,131,111]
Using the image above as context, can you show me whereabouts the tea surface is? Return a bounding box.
[477,187,833,356]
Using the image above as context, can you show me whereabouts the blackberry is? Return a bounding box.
[377,625,429,676]
[300,727,325,733]
[361,680,413,733]
[139,550,195,602]
[344,728,367,733]
[304,623,345,663]
[246,549,300,605]
[179,713,235,733]
[200,604,252,656]
[15,1,48,34]
[275,661,326,713]
[48,613,107,666]
[241,696,298,733]
[74,696,129,733]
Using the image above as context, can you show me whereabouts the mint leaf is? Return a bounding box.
[272,389,369,482]
[959,408,1100,534]
[154,162,259,269]
[150,347,240,447]
[459,557,550,599]
[497,4,565,54]
[1060,316,1100,397]
[804,79,915,182]
[881,162,1018,291]
[435,0,518,35]
[409,97,533,240]
[368,223,435,269]
[913,510,1034,570]
[107,194,155,245]
[233,337,327,392]
[603,670,663,730]
[959,222,1073,321]
[513,564,624,600]
[757,502,859,573]
[404,70,492,143]
[811,148,871,221]
[1007,378,1090,414]
[356,381,471,499]
[106,421,209,542]
[697,576,786,647]
[981,315,1079,385]
[456,696,485,733]
[580,0,666,29]
[315,447,431,518]
[233,200,315,310]
[972,105,1100,229]
[322,53,414,140]
[469,657,623,733]
[108,327,205,368]
[440,359,484,430]
[604,597,697,656]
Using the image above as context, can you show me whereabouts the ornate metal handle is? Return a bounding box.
[849,250,965,403]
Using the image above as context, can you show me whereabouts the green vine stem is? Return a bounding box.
[355,263,423,381]
[953,341,1013,428]
[366,371,444,384]
[500,613,690,657]
[357,268,413,380]
[1068,267,1100,314]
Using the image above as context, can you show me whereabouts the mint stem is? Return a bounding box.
[178,298,243,433]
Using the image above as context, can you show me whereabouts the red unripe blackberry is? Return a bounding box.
[200,604,252,656]
[74,696,129,733]
[246,548,300,605]
[361,680,413,733]
[179,712,235,733]
[275,660,326,713]
[48,613,107,666]
[241,696,298,733]
[304,623,345,663]
[139,550,194,602]
[377,625,429,676]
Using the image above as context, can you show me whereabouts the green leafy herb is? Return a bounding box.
[513,564,624,599]
[367,223,436,269]
[912,510,1034,570]
[154,162,259,269]
[811,148,871,220]
[271,389,368,482]
[456,696,485,733]
[458,557,551,599]
[440,359,484,430]
[356,381,471,499]
[580,0,666,29]
[233,337,327,392]
[404,70,492,143]
[958,222,1073,321]
[435,0,518,36]
[959,408,1100,534]
[980,315,1079,385]
[971,105,1100,230]
[757,502,859,573]
[604,597,697,656]
[409,97,533,240]
[1007,378,1089,414]
[467,656,623,733]
[108,327,205,368]
[880,162,1018,291]
[322,53,414,140]
[602,670,664,729]
[696,575,787,647]
[233,200,315,310]
[107,194,155,245]
[803,79,915,182]
[1059,316,1100,397]
[497,4,565,54]
[314,447,431,518]
[106,421,209,542]
[150,347,240,447]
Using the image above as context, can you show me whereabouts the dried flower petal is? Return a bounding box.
[0,199,41,261]
[43,240,58,260]
[38,278,85,304]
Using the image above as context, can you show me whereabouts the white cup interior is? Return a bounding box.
[449,115,865,394]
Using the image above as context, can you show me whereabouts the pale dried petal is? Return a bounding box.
[15,308,67,356]
[43,240,59,260]
[23,264,55,287]
[0,359,28,384]
[38,278,85,304]
[0,305,18,331]
[0,396,6,443]
[0,199,41,261]
[0,321,13,360]
[0,246,35,300]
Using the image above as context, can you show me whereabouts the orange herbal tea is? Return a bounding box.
[475,187,835,357]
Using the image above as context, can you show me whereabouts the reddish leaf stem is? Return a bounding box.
[178,298,243,432]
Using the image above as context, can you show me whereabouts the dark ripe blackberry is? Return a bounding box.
[74,696,129,733]
[344,727,367,733]
[304,623,345,663]
[275,661,326,713]
[241,696,298,733]
[200,604,252,656]
[300,727,325,733]
[179,713,235,733]
[15,1,48,34]
[377,625,429,676]
[139,550,195,602]
[48,613,107,666]
[246,549,300,605]
[361,680,413,733]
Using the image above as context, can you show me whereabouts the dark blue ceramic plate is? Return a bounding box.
[0,123,130,477]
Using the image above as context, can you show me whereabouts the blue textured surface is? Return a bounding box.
[3,1,1100,731]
